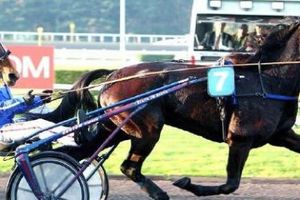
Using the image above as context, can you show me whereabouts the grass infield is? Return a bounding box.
[1,126,299,178]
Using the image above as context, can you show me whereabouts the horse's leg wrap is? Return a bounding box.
[121,159,169,200]
[120,159,144,182]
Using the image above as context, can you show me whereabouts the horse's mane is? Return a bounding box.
[262,22,300,50]
[226,22,300,67]
[250,22,300,62]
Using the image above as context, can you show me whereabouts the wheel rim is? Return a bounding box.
[13,159,87,199]
[82,160,108,200]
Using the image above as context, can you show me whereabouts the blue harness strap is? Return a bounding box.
[220,59,298,104]
[257,61,298,102]
[264,93,298,101]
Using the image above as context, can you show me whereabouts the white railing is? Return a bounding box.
[0,31,188,45]
[54,49,188,69]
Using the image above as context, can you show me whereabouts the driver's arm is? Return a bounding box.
[0,96,42,115]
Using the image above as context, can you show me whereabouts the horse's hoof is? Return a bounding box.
[150,191,169,200]
[173,177,191,189]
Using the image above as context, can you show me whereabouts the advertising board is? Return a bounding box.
[8,46,54,89]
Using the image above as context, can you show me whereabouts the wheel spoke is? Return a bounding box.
[39,163,49,192]
[51,171,73,194]
[17,187,35,193]
[55,197,68,200]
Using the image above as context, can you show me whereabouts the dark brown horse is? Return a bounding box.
[42,22,299,200]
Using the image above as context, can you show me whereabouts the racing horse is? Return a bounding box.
[43,22,299,200]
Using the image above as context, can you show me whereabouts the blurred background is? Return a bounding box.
[1,0,192,75]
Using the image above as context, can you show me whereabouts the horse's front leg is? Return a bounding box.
[174,140,252,196]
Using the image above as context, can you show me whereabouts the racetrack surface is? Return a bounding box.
[1,175,300,200]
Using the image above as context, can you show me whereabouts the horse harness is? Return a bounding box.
[217,59,298,143]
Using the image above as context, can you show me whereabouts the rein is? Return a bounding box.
[60,60,300,94]
[42,59,300,103]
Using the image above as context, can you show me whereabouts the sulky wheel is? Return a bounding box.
[6,151,89,200]
[81,159,109,200]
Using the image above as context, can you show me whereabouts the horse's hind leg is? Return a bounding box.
[121,138,169,200]
[119,119,169,199]
[269,129,300,152]
[174,139,252,196]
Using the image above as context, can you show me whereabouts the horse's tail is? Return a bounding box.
[30,69,114,123]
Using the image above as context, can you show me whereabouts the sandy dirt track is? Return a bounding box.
[1,175,300,200]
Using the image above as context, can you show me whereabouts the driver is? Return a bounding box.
[0,69,54,150]
[0,44,80,152]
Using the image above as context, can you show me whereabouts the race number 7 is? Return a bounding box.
[207,67,235,97]
[212,71,228,92]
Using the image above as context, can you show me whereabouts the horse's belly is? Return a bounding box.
[164,109,223,142]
